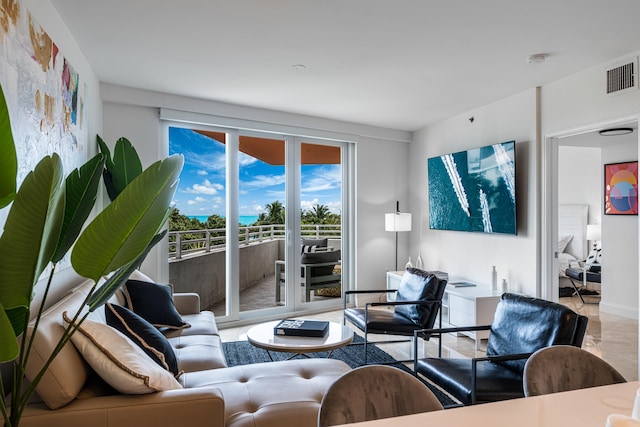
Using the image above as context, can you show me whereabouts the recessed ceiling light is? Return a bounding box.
[526,54,547,64]
[599,127,634,136]
[292,64,306,71]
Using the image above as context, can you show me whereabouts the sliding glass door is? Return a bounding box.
[168,124,349,323]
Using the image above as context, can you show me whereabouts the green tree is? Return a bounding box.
[169,208,201,231]
[204,214,226,229]
[264,200,285,224]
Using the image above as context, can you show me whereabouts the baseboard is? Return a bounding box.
[599,301,638,320]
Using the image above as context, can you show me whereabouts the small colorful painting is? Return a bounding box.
[605,161,638,215]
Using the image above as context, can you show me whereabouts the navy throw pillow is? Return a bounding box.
[105,303,180,376]
[123,279,190,330]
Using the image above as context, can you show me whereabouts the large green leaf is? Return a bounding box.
[0,83,17,209]
[97,135,114,171]
[87,230,167,311]
[52,154,105,263]
[0,155,65,335]
[98,135,118,201]
[0,301,19,362]
[109,137,142,201]
[72,155,183,282]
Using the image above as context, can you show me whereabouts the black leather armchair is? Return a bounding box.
[344,268,448,364]
[413,292,588,405]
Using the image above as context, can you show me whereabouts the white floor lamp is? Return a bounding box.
[385,201,412,271]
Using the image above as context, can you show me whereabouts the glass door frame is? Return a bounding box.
[163,119,354,325]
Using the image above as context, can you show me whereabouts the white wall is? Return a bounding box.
[100,84,411,292]
[558,146,601,225]
[542,53,640,134]
[411,89,539,295]
[601,140,639,318]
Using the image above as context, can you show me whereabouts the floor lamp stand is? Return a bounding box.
[394,231,398,271]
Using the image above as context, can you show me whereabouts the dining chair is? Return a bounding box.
[317,365,443,426]
[523,345,626,396]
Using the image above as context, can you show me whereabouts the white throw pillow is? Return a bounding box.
[63,312,182,394]
[558,235,573,253]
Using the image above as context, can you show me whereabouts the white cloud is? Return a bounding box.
[243,174,285,189]
[187,196,206,205]
[239,152,258,167]
[185,179,224,195]
[301,198,320,211]
[196,170,208,176]
[301,165,342,193]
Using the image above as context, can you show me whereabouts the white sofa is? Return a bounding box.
[13,272,351,427]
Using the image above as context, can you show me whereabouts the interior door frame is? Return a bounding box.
[541,114,640,302]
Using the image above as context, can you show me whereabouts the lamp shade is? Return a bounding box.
[586,224,601,241]
[385,212,412,232]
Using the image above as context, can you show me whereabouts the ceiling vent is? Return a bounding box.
[606,57,638,95]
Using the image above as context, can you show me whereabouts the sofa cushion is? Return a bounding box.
[164,311,219,338]
[105,303,180,376]
[63,313,183,394]
[24,290,90,410]
[168,335,228,371]
[301,238,328,248]
[123,279,190,329]
[179,359,350,427]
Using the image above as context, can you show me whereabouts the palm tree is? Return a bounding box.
[310,204,330,223]
[265,200,285,224]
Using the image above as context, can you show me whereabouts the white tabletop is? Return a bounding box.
[246,320,354,354]
[336,381,639,427]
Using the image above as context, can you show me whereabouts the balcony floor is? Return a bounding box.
[207,273,340,316]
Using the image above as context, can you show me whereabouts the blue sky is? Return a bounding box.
[168,127,342,218]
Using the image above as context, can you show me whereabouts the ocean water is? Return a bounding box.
[188,215,259,225]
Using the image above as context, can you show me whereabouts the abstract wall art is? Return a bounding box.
[0,0,88,188]
[605,161,638,215]
[0,0,89,271]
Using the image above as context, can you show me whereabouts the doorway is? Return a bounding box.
[543,118,639,308]
[542,117,639,376]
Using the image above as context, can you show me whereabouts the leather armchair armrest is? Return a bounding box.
[19,387,225,427]
[173,293,201,315]
[343,289,397,308]
[469,352,532,404]
[368,300,441,307]
[413,324,492,360]
[344,289,397,295]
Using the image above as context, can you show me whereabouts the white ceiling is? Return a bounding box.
[50,0,640,132]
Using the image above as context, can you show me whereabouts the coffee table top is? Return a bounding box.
[246,320,354,354]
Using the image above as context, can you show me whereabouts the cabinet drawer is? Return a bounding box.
[450,294,475,315]
[450,310,474,327]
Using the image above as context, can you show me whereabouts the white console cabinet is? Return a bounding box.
[444,283,501,350]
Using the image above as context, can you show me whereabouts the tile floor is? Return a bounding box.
[218,295,638,381]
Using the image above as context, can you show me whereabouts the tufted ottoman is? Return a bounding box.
[180,358,351,427]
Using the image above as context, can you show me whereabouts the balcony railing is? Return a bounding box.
[168,224,341,259]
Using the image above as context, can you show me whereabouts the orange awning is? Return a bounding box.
[195,130,340,165]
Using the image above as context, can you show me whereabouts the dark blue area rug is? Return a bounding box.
[222,334,457,408]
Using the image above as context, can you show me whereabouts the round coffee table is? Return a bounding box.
[246,320,354,360]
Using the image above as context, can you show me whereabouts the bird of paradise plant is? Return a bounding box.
[0,82,184,427]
